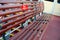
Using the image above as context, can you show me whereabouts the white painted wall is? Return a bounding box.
[43,1,60,16]
[54,3,60,16]
[43,1,53,14]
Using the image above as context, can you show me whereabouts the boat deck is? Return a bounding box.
[42,15,60,40]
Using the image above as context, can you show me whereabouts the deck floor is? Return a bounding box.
[42,15,60,40]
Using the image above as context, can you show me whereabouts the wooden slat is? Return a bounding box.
[0,9,22,16]
[0,1,38,4]
[0,4,22,10]
[0,7,34,16]
[0,4,34,10]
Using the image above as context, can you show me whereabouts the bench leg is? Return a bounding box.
[2,33,6,40]
[0,22,10,40]
[34,16,36,21]
[23,20,28,27]
[30,18,33,21]
[20,23,24,29]
[40,12,43,16]
[0,24,7,40]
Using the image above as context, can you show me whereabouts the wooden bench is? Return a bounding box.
[0,1,45,40]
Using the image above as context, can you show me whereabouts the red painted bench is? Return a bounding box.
[0,1,45,40]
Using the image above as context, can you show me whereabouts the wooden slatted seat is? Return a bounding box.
[9,14,51,40]
[10,13,51,40]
